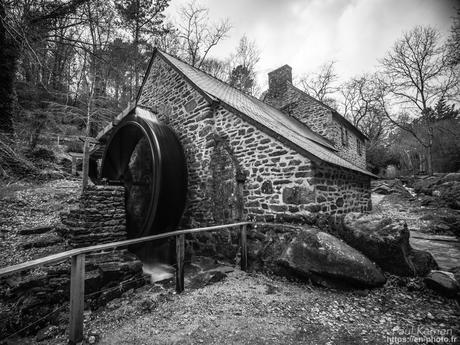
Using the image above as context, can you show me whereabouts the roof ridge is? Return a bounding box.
[159,49,274,106]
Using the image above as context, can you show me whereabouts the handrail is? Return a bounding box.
[0,221,251,278]
[0,221,251,345]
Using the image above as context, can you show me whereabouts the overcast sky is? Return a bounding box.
[164,0,458,89]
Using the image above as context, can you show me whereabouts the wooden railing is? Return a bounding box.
[0,222,251,344]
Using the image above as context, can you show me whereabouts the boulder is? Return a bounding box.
[414,174,460,210]
[372,184,392,195]
[425,270,460,298]
[414,176,443,194]
[279,228,386,288]
[328,213,438,276]
[372,179,412,197]
[438,181,460,210]
[409,249,439,276]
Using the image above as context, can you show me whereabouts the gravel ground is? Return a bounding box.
[9,268,459,345]
[89,271,459,345]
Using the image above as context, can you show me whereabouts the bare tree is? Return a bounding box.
[201,57,229,81]
[176,1,231,68]
[227,35,261,95]
[340,74,391,144]
[379,26,459,174]
[299,60,338,106]
[446,9,460,67]
[341,75,376,127]
[232,35,260,71]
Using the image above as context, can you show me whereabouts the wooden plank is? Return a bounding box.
[0,222,252,277]
[69,254,85,345]
[240,224,248,271]
[175,234,185,293]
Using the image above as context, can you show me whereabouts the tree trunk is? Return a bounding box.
[81,89,94,193]
[0,3,18,135]
[426,145,433,176]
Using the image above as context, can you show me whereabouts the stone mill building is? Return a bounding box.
[91,48,375,230]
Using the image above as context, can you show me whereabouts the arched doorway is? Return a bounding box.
[209,141,243,223]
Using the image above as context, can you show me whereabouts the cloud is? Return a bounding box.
[164,0,458,89]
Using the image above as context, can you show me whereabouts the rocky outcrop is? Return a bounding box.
[327,213,438,276]
[414,174,460,210]
[425,270,460,298]
[188,223,387,288]
[372,179,412,198]
[279,228,386,288]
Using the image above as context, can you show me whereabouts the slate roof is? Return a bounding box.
[155,50,374,177]
[96,48,374,177]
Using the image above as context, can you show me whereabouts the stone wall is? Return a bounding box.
[263,76,366,169]
[264,83,334,141]
[139,56,371,227]
[327,116,366,169]
[60,185,127,247]
[139,57,316,225]
[312,161,372,214]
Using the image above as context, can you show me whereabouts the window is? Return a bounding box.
[357,138,362,155]
[341,127,349,147]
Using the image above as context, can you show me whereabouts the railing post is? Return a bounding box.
[69,254,85,345]
[175,234,185,293]
[240,224,247,271]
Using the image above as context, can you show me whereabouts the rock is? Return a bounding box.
[36,325,60,342]
[19,234,62,249]
[188,270,228,289]
[372,179,412,197]
[442,173,460,183]
[414,175,460,210]
[372,184,393,195]
[409,250,439,276]
[282,186,315,204]
[329,212,438,276]
[279,228,386,288]
[425,270,460,298]
[18,225,54,235]
[414,176,443,194]
[449,266,460,283]
[438,182,460,210]
[420,196,436,206]
[87,330,100,344]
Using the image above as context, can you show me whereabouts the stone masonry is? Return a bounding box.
[138,54,372,226]
[60,185,128,247]
[263,65,367,169]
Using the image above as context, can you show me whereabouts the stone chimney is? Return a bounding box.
[268,65,292,98]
